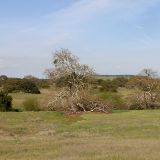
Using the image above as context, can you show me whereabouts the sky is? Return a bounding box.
[0,0,160,78]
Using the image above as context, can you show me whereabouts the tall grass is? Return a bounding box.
[23,97,40,111]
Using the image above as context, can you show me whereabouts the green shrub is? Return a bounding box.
[112,77,129,88]
[98,91,127,110]
[23,97,40,111]
[0,91,12,111]
[99,80,118,92]
[96,77,129,92]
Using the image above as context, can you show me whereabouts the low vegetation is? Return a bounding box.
[2,78,40,94]
[23,97,40,111]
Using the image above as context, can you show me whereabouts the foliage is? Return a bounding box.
[20,80,41,94]
[99,79,118,92]
[3,78,41,94]
[0,91,12,111]
[112,77,129,88]
[23,75,51,89]
[96,77,128,92]
[98,91,127,110]
[23,97,40,111]
[2,78,20,92]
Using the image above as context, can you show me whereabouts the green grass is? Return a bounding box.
[0,110,160,160]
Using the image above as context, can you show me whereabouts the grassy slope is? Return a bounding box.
[0,110,160,160]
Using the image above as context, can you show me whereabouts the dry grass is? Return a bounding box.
[0,110,160,160]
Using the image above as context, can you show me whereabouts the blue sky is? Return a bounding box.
[0,0,160,77]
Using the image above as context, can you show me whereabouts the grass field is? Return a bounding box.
[0,110,160,160]
[9,89,55,110]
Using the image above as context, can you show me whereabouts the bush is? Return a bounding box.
[96,77,129,92]
[23,75,51,89]
[3,78,40,94]
[99,91,127,110]
[20,80,41,94]
[0,91,12,111]
[99,80,118,92]
[112,77,128,88]
[23,97,40,111]
[3,78,21,93]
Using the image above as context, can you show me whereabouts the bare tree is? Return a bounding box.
[127,69,160,109]
[138,68,158,78]
[46,48,111,114]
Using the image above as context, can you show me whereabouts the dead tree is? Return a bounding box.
[127,69,160,109]
[46,48,111,114]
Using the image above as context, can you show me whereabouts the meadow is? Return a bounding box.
[0,81,159,160]
[0,109,160,160]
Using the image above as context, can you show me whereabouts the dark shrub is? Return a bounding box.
[3,78,40,94]
[0,91,12,111]
[23,75,51,89]
[20,80,40,94]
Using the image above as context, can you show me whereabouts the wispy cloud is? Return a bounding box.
[46,0,111,25]
[39,0,112,46]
